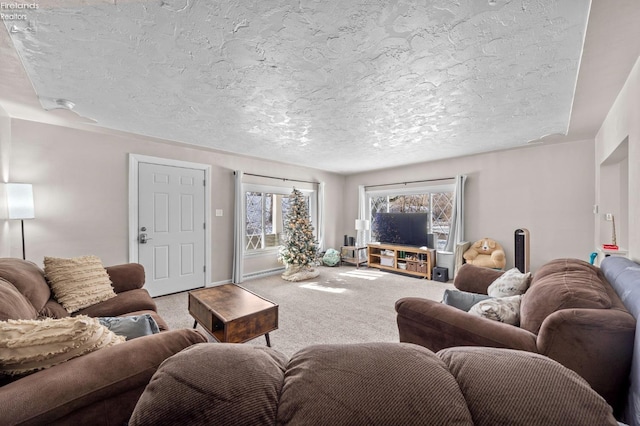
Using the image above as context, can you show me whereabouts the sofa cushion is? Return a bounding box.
[468,295,522,325]
[0,278,38,321]
[0,258,51,313]
[437,347,617,425]
[130,343,288,426]
[278,343,473,425]
[98,314,160,340]
[442,289,493,311]
[520,258,611,334]
[487,267,531,297]
[44,255,117,314]
[0,316,125,376]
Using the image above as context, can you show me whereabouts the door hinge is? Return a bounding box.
[203,265,206,272]
[203,222,206,229]
[203,179,206,186]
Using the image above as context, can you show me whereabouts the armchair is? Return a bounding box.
[395,259,635,413]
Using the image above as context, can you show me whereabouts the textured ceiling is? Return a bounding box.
[5,0,590,173]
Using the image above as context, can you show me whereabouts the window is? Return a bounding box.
[244,185,315,253]
[367,187,454,250]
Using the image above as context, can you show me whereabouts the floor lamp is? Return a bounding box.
[6,183,35,260]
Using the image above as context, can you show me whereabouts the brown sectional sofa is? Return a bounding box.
[395,258,636,414]
[129,342,618,425]
[0,258,206,425]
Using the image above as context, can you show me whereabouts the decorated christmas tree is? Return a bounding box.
[278,188,319,281]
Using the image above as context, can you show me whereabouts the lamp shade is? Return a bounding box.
[6,183,35,219]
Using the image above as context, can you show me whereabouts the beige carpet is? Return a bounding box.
[153,265,454,358]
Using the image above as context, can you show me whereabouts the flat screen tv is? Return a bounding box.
[373,213,430,247]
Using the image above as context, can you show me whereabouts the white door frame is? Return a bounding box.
[128,154,212,287]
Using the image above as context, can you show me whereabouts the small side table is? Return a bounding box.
[188,284,278,347]
[340,246,368,268]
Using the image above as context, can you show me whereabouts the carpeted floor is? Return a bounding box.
[153,265,454,358]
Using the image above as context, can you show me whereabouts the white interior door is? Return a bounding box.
[138,162,206,297]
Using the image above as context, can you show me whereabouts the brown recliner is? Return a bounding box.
[0,258,206,425]
[395,258,635,414]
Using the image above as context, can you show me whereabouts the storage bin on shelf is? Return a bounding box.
[380,256,394,267]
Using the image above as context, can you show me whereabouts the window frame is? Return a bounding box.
[365,182,455,248]
[243,183,317,257]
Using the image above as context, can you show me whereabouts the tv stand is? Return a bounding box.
[367,243,435,279]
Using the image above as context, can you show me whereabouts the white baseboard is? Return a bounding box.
[243,267,285,281]
[206,267,285,287]
[207,279,232,287]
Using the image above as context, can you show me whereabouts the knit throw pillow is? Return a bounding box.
[0,316,125,376]
[487,268,532,297]
[468,295,522,325]
[44,255,117,313]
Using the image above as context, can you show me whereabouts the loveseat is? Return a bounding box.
[128,342,617,425]
[0,258,206,425]
[395,257,636,416]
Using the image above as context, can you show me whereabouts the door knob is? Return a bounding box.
[139,233,152,244]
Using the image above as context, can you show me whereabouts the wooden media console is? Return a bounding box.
[367,243,435,279]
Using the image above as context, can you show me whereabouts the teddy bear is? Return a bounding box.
[463,237,506,269]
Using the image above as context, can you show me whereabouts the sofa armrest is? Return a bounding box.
[453,263,504,294]
[537,308,635,412]
[395,297,538,353]
[106,263,145,293]
[0,329,207,425]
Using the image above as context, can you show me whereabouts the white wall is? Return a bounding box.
[595,56,640,262]
[344,139,596,272]
[3,118,345,283]
[0,104,11,256]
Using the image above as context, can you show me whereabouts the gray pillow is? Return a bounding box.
[468,295,522,325]
[442,289,493,312]
[98,314,160,340]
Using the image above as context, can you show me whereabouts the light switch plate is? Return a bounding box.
[215,209,223,217]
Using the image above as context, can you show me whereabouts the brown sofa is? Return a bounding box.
[395,258,636,414]
[0,258,206,425]
[129,342,617,425]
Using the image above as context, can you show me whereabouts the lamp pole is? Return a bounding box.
[20,219,26,260]
[5,183,35,261]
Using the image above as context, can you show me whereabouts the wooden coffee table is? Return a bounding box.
[188,284,278,347]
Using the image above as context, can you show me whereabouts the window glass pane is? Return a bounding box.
[370,196,388,238]
[263,193,279,248]
[279,195,292,246]
[245,192,263,250]
[388,195,430,212]
[264,194,274,235]
[245,190,314,252]
[369,191,453,250]
[431,192,454,250]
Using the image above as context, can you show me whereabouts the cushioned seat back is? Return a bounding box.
[0,258,51,314]
[0,278,38,321]
[130,343,617,425]
[601,256,640,426]
[520,258,611,334]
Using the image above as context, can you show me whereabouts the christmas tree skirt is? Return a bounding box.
[281,266,320,282]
